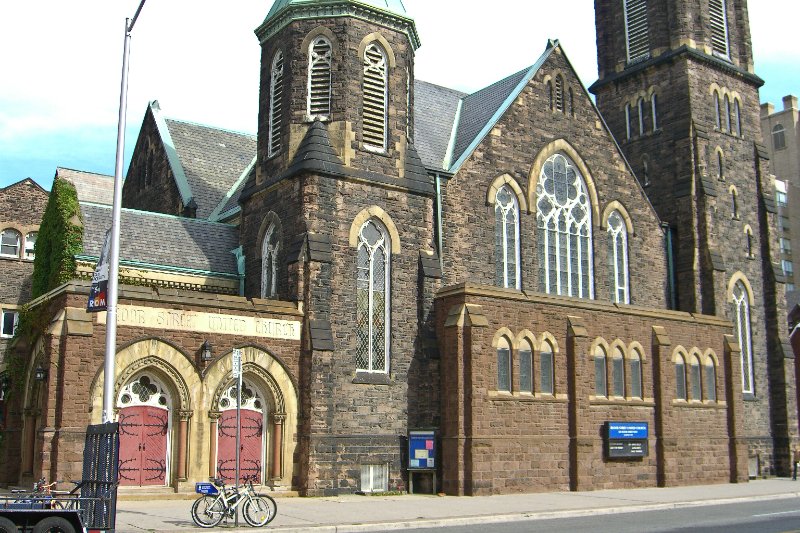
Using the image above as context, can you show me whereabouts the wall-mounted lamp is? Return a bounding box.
[201,340,213,362]
[34,365,47,382]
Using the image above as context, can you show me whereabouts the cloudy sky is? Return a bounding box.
[0,0,796,190]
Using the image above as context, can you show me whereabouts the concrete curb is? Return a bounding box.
[265,491,800,533]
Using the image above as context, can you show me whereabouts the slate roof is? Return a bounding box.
[165,119,256,220]
[147,42,555,206]
[58,168,114,204]
[265,0,408,20]
[413,80,466,171]
[79,202,239,276]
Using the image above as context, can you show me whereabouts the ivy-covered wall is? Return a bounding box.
[31,177,84,299]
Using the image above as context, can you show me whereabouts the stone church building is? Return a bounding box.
[1,0,796,496]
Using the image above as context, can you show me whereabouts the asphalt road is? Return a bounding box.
[405,498,800,533]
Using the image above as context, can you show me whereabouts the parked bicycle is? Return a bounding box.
[191,474,276,528]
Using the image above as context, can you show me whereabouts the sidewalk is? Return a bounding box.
[116,478,800,532]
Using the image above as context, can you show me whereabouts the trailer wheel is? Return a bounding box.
[0,516,16,533]
[32,516,75,533]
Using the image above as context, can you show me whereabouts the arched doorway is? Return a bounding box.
[216,379,266,483]
[117,374,171,487]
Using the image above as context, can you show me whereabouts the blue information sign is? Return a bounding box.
[607,422,648,440]
[408,430,436,470]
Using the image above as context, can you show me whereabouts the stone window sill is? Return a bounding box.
[590,397,655,407]
[352,372,392,385]
[672,399,726,408]
[488,391,568,403]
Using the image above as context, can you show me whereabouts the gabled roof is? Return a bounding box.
[146,101,256,221]
[57,168,113,204]
[446,44,555,173]
[79,202,240,277]
[165,119,256,220]
[0,177,48,194]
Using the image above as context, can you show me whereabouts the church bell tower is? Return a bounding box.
[591,0,798,477]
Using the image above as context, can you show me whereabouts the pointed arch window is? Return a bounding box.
[731,188,739,219]
[611,347,625,397]
[732,281,754,394]
[745,228,754,258]
[540,341,555,395]
[675,354,687,400]
[704,358,717,401]
[363,42,388,151]
[651,93,658,131]
[625,104,632,140]
[733,99,741,136]
[710,0,730,58]
[268,51,285,158]
[261,222,280,299]
[519,339,533,393]
[724,95,732,132]
[773,124,786,150]
[717,152,725,180]
[624,0,650,63]
[307,37,332,119]
[689,354,702,400]
[714,92,721,129]
[637,97,645,135]
[548,81,554,111]
[630,349,643,399]
[495,185,520,289]
[356,219,390,373]
[537,153,593,299]
[595,346,608,397]
[497,337,511,392]
[608,210,630,304]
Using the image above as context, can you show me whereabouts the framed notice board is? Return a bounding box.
[408,430,436,470]
[605,421,649,458]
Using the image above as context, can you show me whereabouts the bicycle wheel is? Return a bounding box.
[191,495,225,528]
[243,495,272,527]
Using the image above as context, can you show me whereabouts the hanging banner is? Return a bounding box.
[87,229,112,312]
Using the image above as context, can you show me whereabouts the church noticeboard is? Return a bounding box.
[408,430,436,470]
[97,304,301,340]
[605,421,649,458]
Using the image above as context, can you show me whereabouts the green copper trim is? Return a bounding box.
[256,1,420,49]
[208,156,255,222]
[75,254,240,280]
[149,100,194,209]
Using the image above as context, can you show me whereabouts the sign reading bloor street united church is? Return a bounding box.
[98,304,301,340]
[605,421,649,459]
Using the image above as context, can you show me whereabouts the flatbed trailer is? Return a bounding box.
[0,423,120,533]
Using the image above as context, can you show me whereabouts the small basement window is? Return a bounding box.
[360,464,388,493]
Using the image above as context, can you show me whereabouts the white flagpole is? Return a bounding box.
[102,0,147,424]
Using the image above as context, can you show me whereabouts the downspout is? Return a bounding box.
[662,223,677,310]
[435,173,444,271]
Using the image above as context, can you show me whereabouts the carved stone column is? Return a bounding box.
[177,410,193,481]
[208,411,221,478]
[271,414,286,480]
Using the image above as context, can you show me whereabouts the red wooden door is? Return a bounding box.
[217,409,263,483]
[119,406,169,486]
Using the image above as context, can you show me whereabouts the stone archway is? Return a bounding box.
[204,347,297,486]
[89,338,200,485]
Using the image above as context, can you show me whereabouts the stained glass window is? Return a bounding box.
[356,219,390,372]
[537,153,593,298]
[495,185,520,289]
[608,211,629,304]
[732,281,754,394]
[261,222,280,299]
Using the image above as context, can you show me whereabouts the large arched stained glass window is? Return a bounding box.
[495,185,520,289]
[537,153,593,298]
[607,210,629,303]
[356,219,390,373]
[261,222,280,299]
[732,281,754,394]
